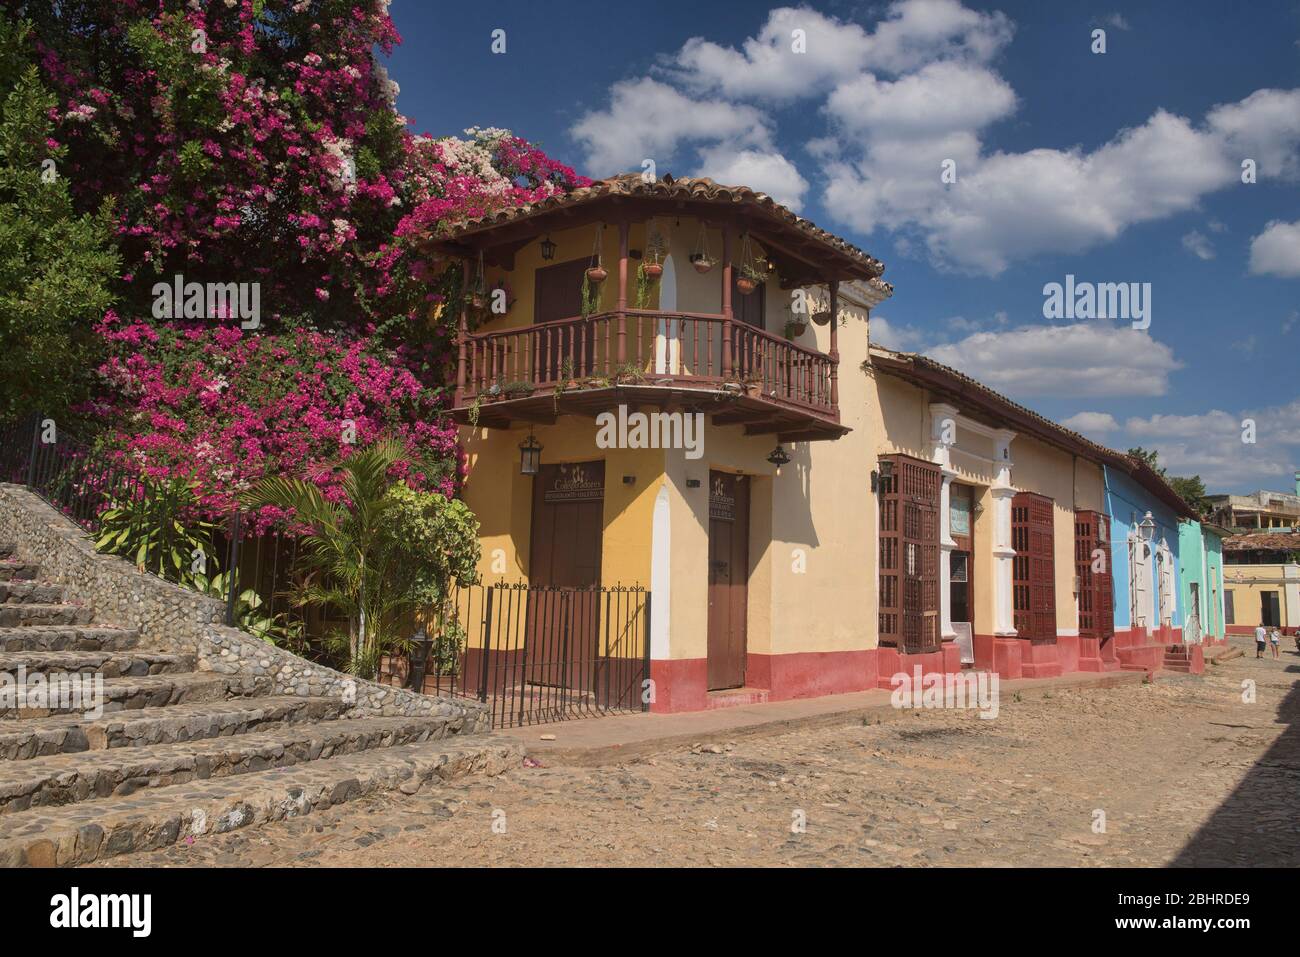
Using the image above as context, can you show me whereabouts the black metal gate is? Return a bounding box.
[386,582,651,729]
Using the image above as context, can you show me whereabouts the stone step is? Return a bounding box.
[0,625,140,653]
[0,715,459,815]
[0,649,194,679]
[0,582,62,604]
[0,695,347,761]
[0,560,38,582]
[0,673,227,720]
[0,561,37,582]
[0,736,521,866]
[0,603,93,628]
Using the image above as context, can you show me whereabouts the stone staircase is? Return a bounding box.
[0,542,518,867]
[1161,644,1194,674]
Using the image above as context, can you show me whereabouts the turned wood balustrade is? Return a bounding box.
[460,309,837,413]
[452,220,843,422]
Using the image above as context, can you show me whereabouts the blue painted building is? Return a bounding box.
[1102,463,1189,670]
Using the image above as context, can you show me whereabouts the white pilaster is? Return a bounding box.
[930,404,960,641]
[991,429,1018,636]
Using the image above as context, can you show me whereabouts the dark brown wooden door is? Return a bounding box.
[707,471,749,690]
[878,454,941,653]
[534,258,593,381]
[527,461,604,691]
[1074,510,1114,640]
[1012,491,1056,640]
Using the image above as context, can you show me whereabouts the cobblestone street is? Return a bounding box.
[99,638,1300,868]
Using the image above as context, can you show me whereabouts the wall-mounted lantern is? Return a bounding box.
[519,430,542,476]
[767,443,791,475]
[539,235,556,261]
[1138,511,1156,543]
[871,458,894,493]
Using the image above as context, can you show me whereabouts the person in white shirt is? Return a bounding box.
[1255,624,1268,658]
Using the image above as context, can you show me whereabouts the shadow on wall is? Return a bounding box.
[1172,651,1300,866]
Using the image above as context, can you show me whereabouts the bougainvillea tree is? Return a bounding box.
[14,0,587,516]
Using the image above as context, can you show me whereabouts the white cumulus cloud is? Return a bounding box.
[1249,219,1300,278]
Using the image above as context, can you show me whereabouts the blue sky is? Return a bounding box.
[383,0,1300,493]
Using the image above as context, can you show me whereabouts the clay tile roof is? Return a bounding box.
[868,346,1198,520]
[1223,532,1300,552]
[436,172,886,278]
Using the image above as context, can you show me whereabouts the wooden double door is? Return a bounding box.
[707,471,750,690]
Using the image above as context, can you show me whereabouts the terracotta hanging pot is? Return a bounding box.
[690,255,714,274]
[643,262,663,279]
[736,276,758,296]
[586,265,608,283]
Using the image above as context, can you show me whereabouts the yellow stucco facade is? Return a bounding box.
[439,198,1186,711]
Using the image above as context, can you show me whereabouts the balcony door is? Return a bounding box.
[534,257,594,382]
[730,274,765,380]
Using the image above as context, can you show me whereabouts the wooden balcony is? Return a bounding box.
[453,309,847,441]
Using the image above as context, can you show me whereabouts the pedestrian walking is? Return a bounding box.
[1255,624,1268,658]
[1271,627,1282,660]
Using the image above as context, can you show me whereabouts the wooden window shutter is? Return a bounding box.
[1012,491,1057,641]
[1074,510,1114,640]
[878,454,941,653]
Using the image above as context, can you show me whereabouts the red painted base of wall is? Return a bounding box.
[872,644,963,689]
[648,625,1206,713]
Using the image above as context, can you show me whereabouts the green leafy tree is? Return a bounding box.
[242,440,480,678]
[1128,447,1210,515]
[1169,474,1210,516]
[0,18,118,422]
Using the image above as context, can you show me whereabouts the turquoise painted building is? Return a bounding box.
[1178,520,1226,643]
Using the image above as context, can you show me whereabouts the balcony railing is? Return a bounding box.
[459,309,838,417]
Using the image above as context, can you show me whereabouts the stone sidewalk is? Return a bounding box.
[503,668,1145,766]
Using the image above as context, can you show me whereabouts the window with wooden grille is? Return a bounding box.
[1074,510,1114,640]
[878,454,940,654]
[1012,491,1056,640]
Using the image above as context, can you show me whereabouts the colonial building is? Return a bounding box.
[1207,480,1300,530]
[1222,531,1300,635]
[424,174,1217,714]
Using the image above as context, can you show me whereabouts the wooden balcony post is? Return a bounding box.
[617,220,629,367]
[828,279,840,408]
[722,226,734,377]
[455,257,470,407]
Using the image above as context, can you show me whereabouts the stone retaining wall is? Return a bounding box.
[0,484,490,728]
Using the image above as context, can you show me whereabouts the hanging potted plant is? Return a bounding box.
[735,234,762,295]
[643,222,666,279]
[784,317,807,339]
[736,262,764,296]
[586,224,608,284]
[465,251,488,311]
[690,222,715,273]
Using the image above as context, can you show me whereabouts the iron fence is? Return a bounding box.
[383,582,651,728]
